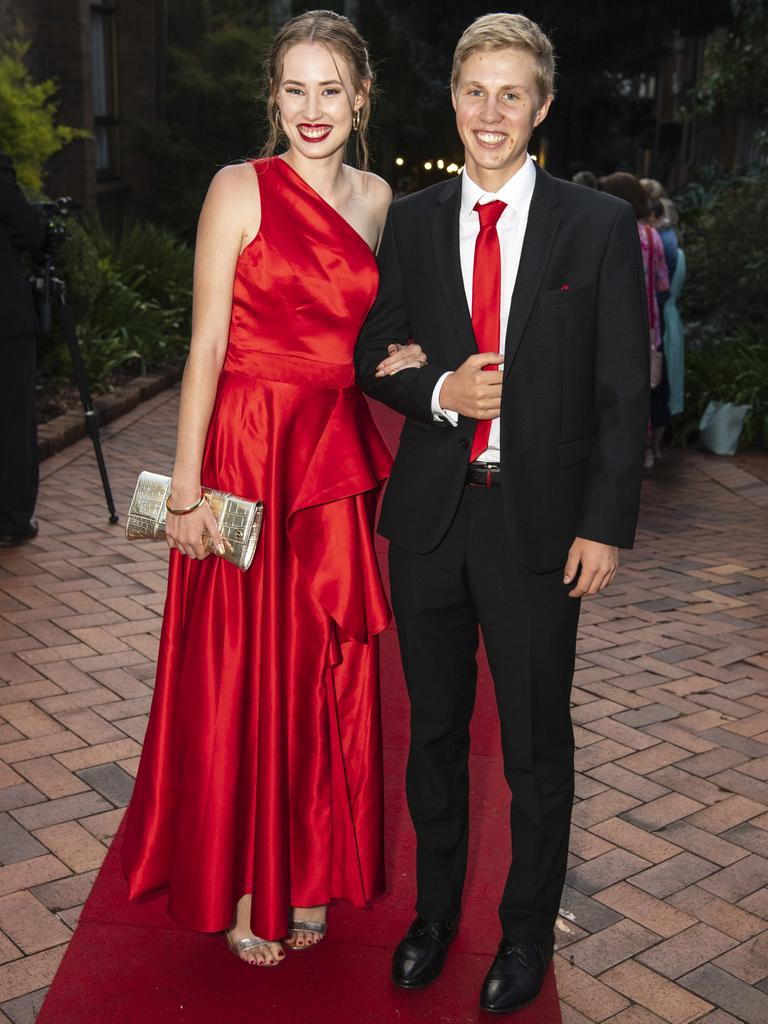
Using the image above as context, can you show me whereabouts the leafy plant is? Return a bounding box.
[672,327,768,449]
[39,217,193,388]
[678,170,768,334]
[0,35,87,193]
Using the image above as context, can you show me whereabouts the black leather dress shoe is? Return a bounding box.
[480,937,554,1014]
[391,916,457,989]
[0,519,38,548]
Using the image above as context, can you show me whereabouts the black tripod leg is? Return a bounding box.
[58,295,119,523]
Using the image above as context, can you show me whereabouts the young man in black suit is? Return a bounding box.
[355,13,649,1015]
[0,152,46,546]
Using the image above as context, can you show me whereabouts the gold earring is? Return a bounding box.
[275,106,283,131]
[351,109,361,133]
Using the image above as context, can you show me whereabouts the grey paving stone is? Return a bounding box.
[655,644,710,663]
[558,884,623,933]
[0,812,47,864]
[722,822,768,858]
[631,852,718,898]
[700,727,768,758]
[0,783,47,813]
[680,963,768,1024]
[31,870,99,913]
[9,791,112,830]
[0,986,48,1024]
[614,705,681,727]
[75,763,135,807]
[712,580,766,596]
[675,748,750,779]
[566,849,651,896]
[698,854,768,902]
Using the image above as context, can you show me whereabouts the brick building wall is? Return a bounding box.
[9,0,166,217]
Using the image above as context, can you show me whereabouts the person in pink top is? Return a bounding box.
[601,173,670,469]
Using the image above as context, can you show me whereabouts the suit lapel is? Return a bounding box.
[430,179,475,356]
[503,166,561,376]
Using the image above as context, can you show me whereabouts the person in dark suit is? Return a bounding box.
[0,152,46,546]
[355,13,649,1015]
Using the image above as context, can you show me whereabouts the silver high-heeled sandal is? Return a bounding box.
[287,918,327,949]
[226,932,283,966]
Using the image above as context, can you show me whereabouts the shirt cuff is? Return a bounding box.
[431,372,459,426]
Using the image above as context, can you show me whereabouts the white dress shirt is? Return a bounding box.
[431,154,537,462]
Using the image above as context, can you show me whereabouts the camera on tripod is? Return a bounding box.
[30,196,81,336]
[27,194,118,524]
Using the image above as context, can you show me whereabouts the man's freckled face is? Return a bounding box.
[453,47,551,189]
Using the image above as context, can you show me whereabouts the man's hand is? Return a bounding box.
[439,353,504,420]
[564,538,619,598]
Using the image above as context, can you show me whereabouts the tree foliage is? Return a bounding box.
[691,0,768,117]
[138,1,272,235]
[0,36,87,193]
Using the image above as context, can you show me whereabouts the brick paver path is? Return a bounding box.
[1,386,767,1023]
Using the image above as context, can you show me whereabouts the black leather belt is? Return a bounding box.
[466,461,501,487]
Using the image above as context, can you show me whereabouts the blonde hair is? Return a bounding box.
[639,177,667,201]
[660,197,679,229]
[451,13,556,104]
[261,10,374,170]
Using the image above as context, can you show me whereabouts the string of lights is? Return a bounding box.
[394,157,463,174]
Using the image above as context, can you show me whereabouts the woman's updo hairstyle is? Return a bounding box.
[262,9,374,171]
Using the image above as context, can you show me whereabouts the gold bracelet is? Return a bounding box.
[165,493,205,516]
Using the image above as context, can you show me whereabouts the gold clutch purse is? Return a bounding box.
[125,471,264,571]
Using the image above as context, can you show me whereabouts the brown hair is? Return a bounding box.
[451,13,556,105]
[600,172,650,220]
[261,10,374,170]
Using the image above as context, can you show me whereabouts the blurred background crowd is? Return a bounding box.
[1,0,766,469]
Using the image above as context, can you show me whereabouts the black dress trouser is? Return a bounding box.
[0,334,38,534]
[389,483,581,943]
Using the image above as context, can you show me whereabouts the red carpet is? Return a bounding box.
[38,402,562,1024]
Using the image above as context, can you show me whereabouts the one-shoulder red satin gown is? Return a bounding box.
[121,157,392,941]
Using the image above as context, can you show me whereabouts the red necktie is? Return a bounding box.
[469,199,506,463]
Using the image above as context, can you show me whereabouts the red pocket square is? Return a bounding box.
[560,283,570,291]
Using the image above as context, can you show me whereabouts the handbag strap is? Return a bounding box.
[643,224,657,332]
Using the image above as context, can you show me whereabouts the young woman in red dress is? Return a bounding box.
[120,10,424,967]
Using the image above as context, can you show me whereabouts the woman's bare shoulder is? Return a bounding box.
[199,162,262,246]
[207,161,261,204]
[363,169,393,208]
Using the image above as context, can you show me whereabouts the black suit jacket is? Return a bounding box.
[0,152,46,340]
[354,165,650,572]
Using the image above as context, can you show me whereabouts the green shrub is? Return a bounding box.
[86,219,194,325]
[678,171,768,332]
[0,36,87,193]
[672,326,768,449]
[39,217,193,388]
[673,169,768,450]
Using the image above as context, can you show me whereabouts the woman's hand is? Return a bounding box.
[165,492,225,560]
[375,342,427,377]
